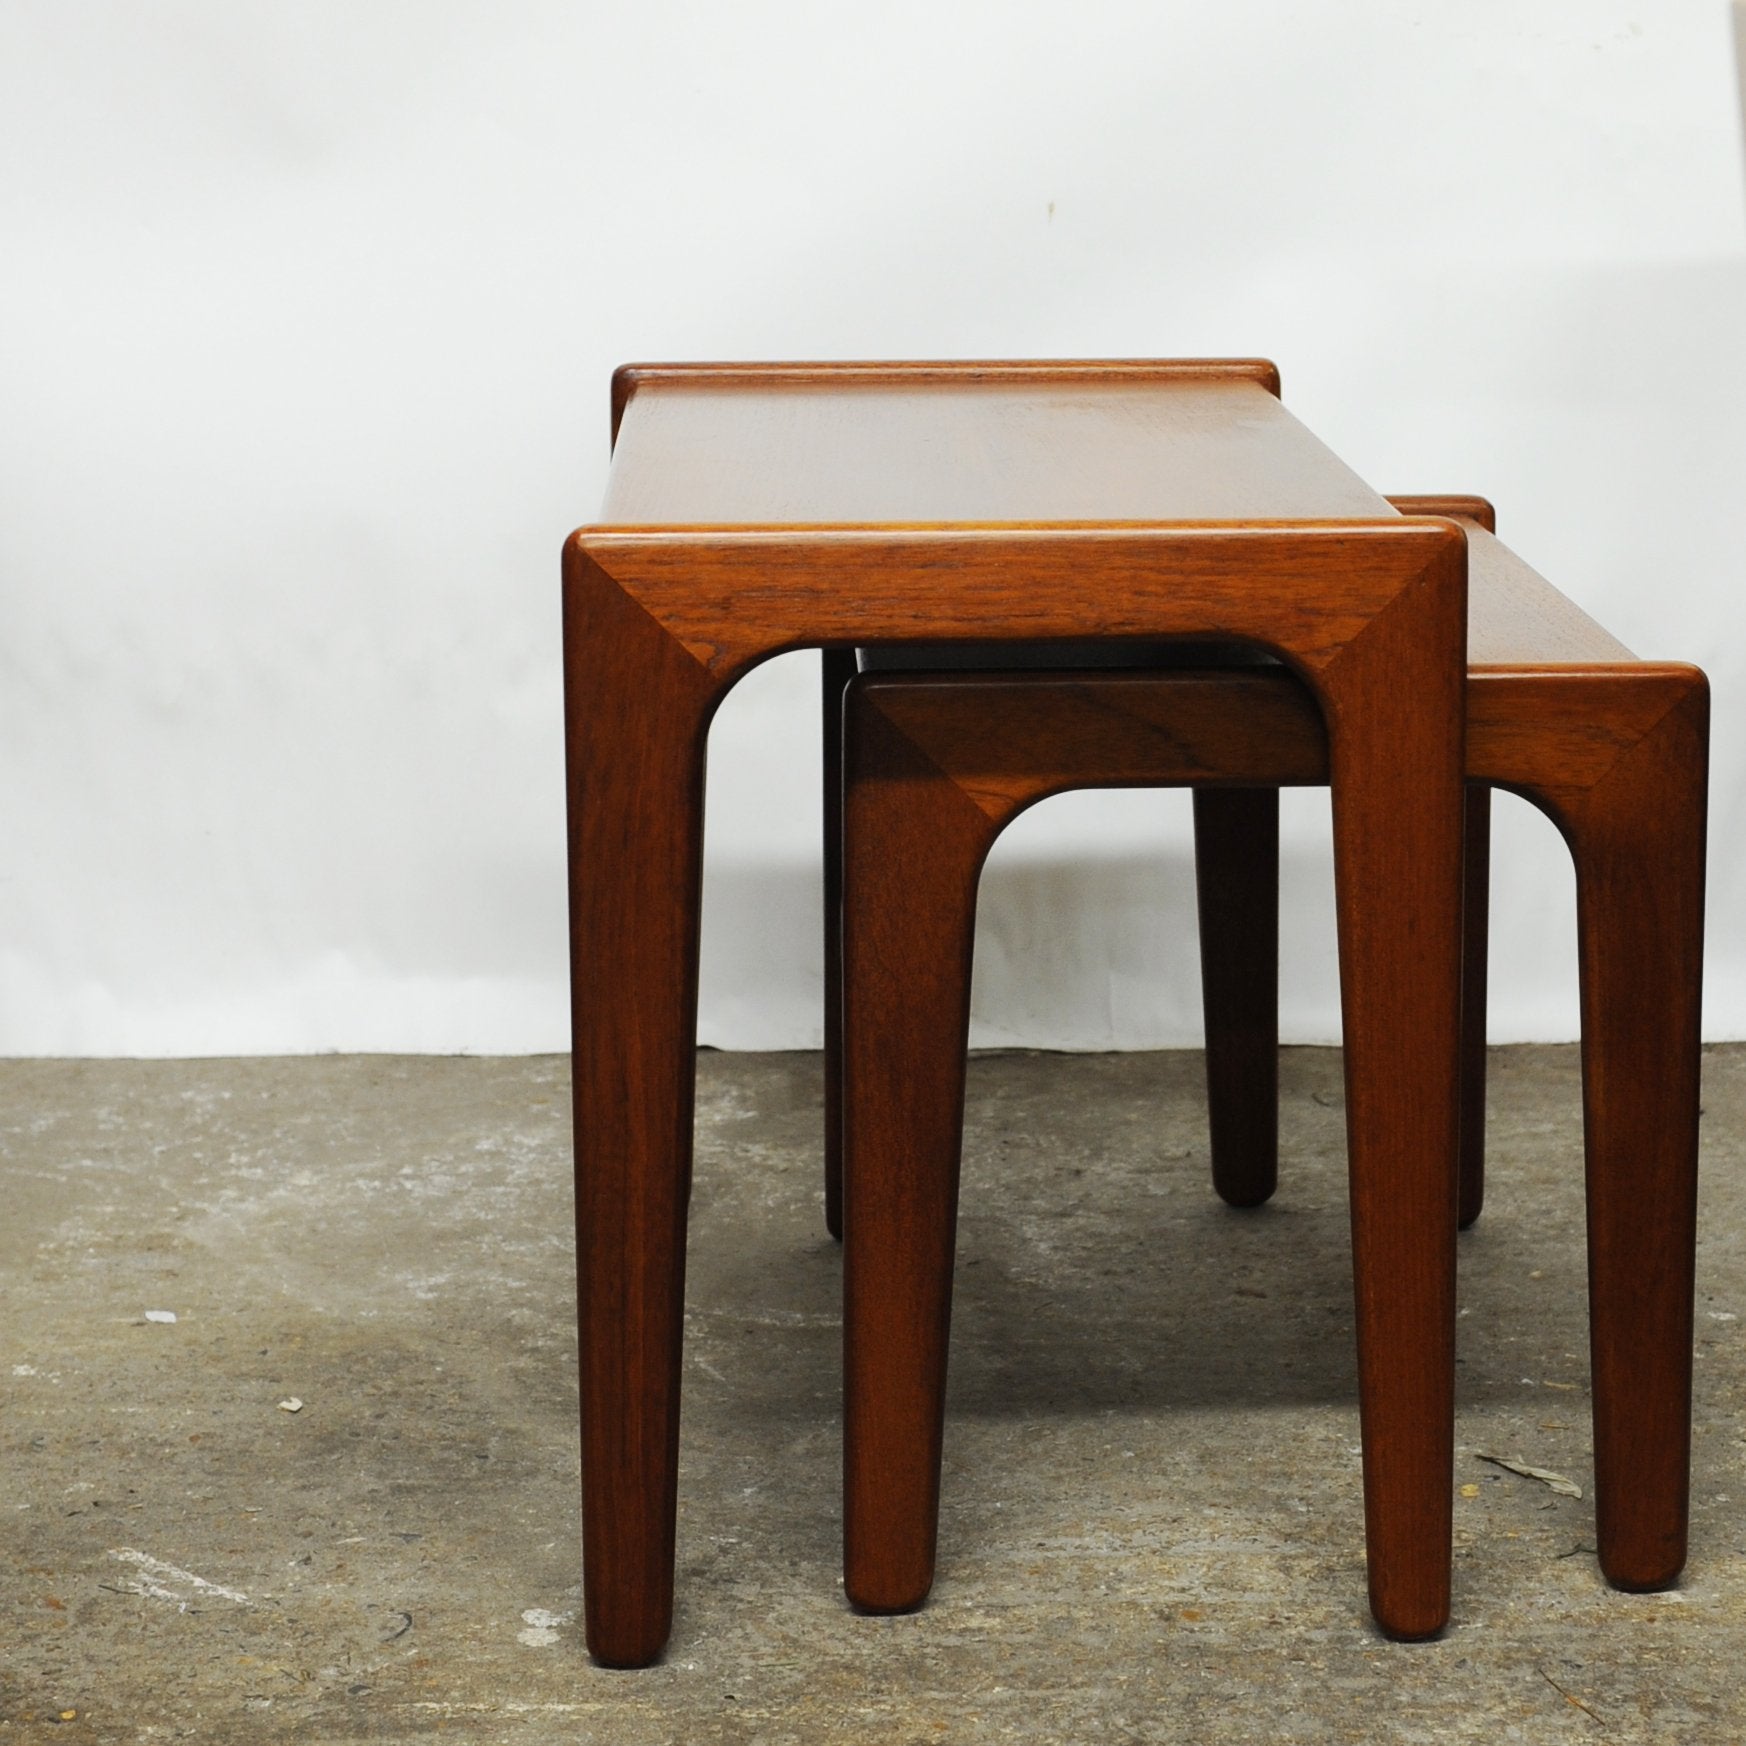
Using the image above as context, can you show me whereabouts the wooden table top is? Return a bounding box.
[592,359,1636,669]
[601,362,1392,527]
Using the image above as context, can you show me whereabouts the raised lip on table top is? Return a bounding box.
[609,358,1282,446]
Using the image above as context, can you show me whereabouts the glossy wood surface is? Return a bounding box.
[574,520,1460,680]
[604,361,1386,527]
[566,359,1469,1664]
[831,534,1706,1620]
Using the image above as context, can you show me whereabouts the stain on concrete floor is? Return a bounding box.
[2,1046,1743,1742]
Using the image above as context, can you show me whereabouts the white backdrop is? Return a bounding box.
[2,1,1743,1056]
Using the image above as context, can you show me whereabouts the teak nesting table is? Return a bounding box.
[829,507,1705,1632]
[564,359,1473,1666]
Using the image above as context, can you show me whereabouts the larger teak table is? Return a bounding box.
[563,359,1471,1665]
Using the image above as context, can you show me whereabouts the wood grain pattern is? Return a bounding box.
[604,365,1382,527]
[575,521,1461,679]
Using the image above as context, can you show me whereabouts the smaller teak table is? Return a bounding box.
[829,503,1705,1631]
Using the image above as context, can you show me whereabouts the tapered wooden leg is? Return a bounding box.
[1320,583,1466,1642]
[822,648,858,1242]
[1548,680,1706,1591]
[1458,785,1491,1230]
[840,688,1001,1613]
[1469,666,1708,1593]
[1193,787,1280,1208]
[564,563,724,1667]
[1391,498,1496,1236]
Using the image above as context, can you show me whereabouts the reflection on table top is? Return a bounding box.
[602,363,1390,528]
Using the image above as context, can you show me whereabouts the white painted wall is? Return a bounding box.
[2,1,1742,1056]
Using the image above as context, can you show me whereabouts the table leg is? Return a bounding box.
[1193,786,1280,1209]
[564,567,723,1667]
[840,689,998,1612]
[1195,781,1485,1229]
[1320,602,1466,1642]
[1517,676,1707,1592]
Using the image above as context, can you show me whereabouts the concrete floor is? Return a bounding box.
[3,1045,1744,1744]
